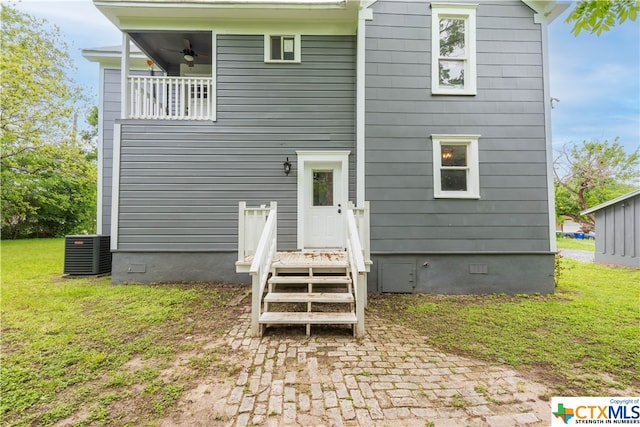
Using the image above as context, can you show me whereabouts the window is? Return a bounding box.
[264,35,301,63]
[431,3,477,95]
[432,134,480,198]
[313,170,334,206]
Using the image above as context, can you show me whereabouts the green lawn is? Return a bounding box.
[1,239,245,426]
[2,240,638,425]
[368,258,640,396]
[556,236,596,251]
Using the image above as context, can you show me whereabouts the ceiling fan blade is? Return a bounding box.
[160,47,182,54]
[183,38,191,50]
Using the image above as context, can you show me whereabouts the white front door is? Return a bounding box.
[297,151,350,250]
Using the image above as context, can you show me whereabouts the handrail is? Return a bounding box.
[346,207,367,338]
[346,210,367,273]
[237,202,272,264]
[348,201,371,269]
[248,201,277,336]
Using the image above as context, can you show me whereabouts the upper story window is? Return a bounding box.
[432,134,480,199]
[431,3,477,95]
[264,34,301,63]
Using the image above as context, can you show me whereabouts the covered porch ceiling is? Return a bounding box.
[94,0,361,75]
[129,31,212,75]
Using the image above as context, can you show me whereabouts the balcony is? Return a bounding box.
[127,76,213,120]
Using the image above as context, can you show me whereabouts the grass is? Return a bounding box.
[368,258,640,396]
[556,236,595,251]
[2,239,638,424]
[1,239,245,426]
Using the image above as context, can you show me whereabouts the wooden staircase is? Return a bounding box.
[258,251,357,335]
[237,201,369,338]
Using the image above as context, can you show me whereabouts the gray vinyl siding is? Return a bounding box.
[116,35,356,252]
[101,68,149,235]
[100,68,121,234]
[365,0,551,253]
[594,194,640,268]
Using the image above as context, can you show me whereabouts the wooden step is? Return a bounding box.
[260,312,357,325]
[273,251,348,269]
[268,276,351,285]
[264,292,354,304]
[273,261,349,268]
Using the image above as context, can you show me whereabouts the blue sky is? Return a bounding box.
[9,0,640,155]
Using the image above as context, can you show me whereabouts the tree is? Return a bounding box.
[1,4,96,238]
[566,0,640,36]
[80,106,99,162]
[554,139,639,232]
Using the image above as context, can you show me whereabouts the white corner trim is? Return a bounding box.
[211,32,218,122]
[97,66,105,235]
[540,22,557,252]
[356,7,370,207]
[120,33,130,119]
[296,150,351,250]
[110,123,121,251]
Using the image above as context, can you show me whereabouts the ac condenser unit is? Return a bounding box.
[64,235,112,275]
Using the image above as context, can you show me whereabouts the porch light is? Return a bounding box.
[283,157,292,176]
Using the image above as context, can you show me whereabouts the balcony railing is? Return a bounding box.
[128,76,213,120]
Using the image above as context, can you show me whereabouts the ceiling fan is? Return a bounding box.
[163,39,209,67]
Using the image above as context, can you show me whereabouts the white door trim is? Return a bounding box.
[296,150,350,250]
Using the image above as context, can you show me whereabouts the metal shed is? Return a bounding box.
[581,190,640,268]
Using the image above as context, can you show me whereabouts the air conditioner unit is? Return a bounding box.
[64,235,112,275]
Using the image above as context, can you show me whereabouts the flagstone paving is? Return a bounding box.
[178,306,551,426]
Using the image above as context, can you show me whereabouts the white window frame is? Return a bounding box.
[431,3,478,95]
[264,34,301,63]
[432,134,480,199]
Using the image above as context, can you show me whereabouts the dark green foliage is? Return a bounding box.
[1,5,96,238]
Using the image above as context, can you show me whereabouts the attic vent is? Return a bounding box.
[469,263,488,274]
[64,235,112,275]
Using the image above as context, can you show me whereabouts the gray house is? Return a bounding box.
[581,190,640,268]
[85,0,567,336]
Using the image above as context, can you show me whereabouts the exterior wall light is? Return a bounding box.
[283,157,292,176]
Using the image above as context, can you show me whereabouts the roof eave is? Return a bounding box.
[82,45,151,68]
[581,190,640,215]
[522,0,571,24]
[92,0,358,31]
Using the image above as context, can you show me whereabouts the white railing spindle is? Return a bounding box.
[346,205,369,338]
[127,76,213,120]
[248,201,277,337]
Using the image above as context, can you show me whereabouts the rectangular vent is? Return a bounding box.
[469,263,488,274]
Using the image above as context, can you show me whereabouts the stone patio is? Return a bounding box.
[171,305,552,426]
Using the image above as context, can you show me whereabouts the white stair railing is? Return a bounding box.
[247,202,278,337]
[128,76,213,120]
[237,202,273,264]
[348,201,371,270]
[346,205,368,338]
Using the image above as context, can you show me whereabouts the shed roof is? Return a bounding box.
[581,189,640,215]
